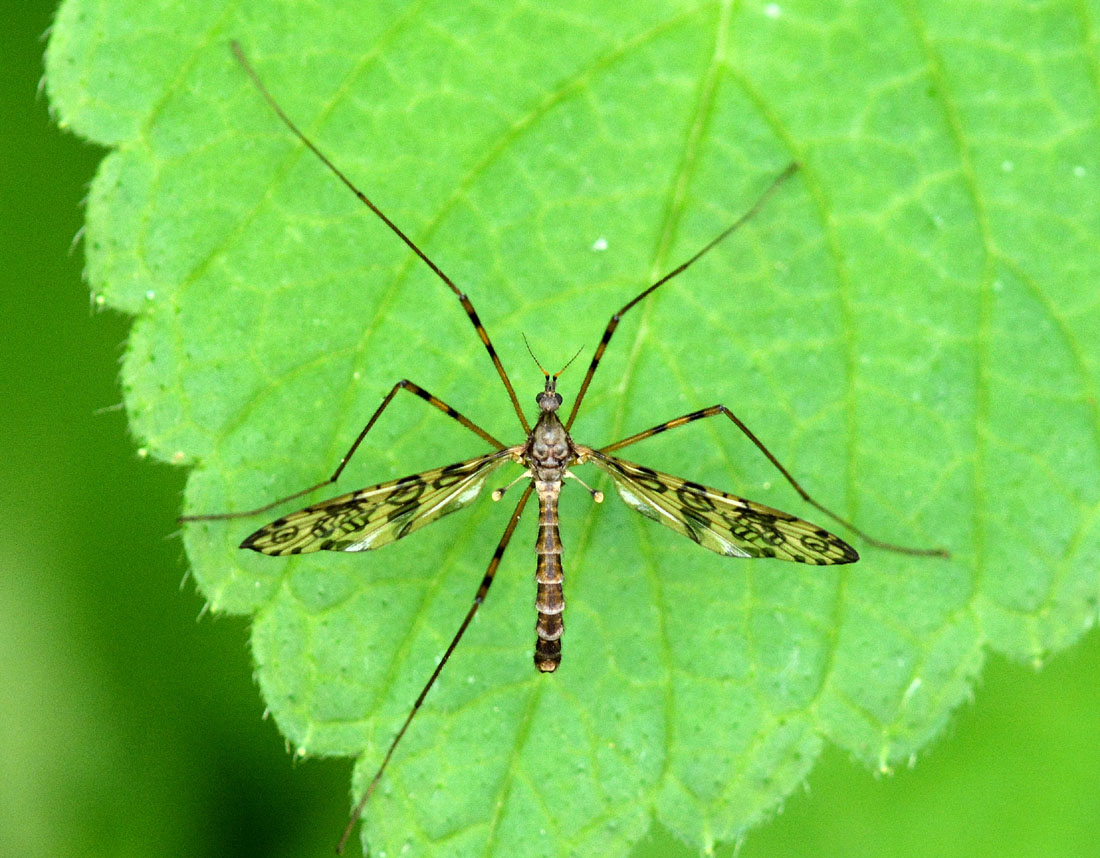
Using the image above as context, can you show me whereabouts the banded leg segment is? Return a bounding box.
[564,163,800,430]
[180,379,502,522]
[600,405,948,558]
[336,483,534,854]
[231,42,530,432]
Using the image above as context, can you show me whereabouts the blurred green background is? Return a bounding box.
[4,1,1098,856]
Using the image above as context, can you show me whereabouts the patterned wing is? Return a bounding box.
[241,450,515,556]
[586,450,858,565]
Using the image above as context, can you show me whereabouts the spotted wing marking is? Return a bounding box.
[241,449,518,556]
[584,449,858,565]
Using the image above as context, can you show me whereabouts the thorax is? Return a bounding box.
[523,409,577,482]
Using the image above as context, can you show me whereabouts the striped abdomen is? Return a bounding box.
[533,479,564,672]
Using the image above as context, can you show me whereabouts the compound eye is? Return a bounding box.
[536,391,563,410]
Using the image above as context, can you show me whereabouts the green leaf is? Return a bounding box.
[47,0,1100,855]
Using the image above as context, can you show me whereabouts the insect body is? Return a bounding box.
[238,368,860,674]
[182,42,946,854]
[523,383,578,673]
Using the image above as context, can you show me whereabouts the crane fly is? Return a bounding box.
[181,41,948,854]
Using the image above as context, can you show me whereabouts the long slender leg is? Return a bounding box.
[336,483,534,854]
[600,406,948,557]
[231,42,531,432]
[180,379,503,522]
[564,163,799,430]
